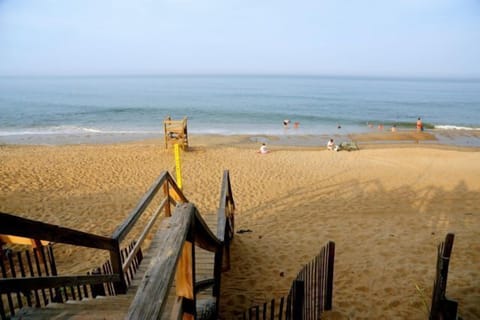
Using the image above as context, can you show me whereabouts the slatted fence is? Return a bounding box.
[239,241,335,320]
[429,233,458,320]
[0,244,63,319]
[91,240,143,297]
[0,240,143,319]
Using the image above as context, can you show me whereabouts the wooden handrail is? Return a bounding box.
[112,171,188,242]
[0,274,120,293]
[213,170,236,305]
[0,170,189,298]
[194,208,221,252]
[0,212,117,251]
[126,203,224,319]
[167,174,188,203]
[122,197,168,272]
[216,170,235,242]
[127,204,193,319]
[112,172,169,241]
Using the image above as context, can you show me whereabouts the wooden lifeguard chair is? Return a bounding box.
[164,116,189,150]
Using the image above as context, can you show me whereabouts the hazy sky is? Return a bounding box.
[1,0,479,77]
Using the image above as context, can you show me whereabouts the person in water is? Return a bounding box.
[416,117,424,131]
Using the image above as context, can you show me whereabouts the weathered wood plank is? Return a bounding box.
[126,203,193,320]
[0,212,116,251]
[194,210,221,252]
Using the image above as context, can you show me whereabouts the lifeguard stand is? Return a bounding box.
[164,116,189,150]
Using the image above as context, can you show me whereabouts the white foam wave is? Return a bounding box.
[434,125,480,131]
[0,126,161,136]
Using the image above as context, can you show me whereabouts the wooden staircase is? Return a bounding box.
[2,170,235,320]
[12,212,219,320]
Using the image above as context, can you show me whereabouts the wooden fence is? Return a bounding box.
[239,241,335,320]
[88,240,143,297]
[0,239,143,319]
[429,233,458,320]
[1,244,57,319]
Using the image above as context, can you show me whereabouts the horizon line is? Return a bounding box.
[1,73,480,81]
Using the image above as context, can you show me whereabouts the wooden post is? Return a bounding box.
[429,233,456,320]
[175,211,195,319]
[163,180,171,217]
[90,268,106,298]
[109,240,127,294]
[325,241,335,311]
[213,242,223,318]
[223,231,231,271]
[175,241,193,300]
[292,280,304,320]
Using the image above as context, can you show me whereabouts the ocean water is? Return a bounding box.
[1,75,479,144]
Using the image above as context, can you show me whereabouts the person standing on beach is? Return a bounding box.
[283,120,290,128]
[416,117,423,131]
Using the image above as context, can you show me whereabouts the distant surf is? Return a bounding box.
[1,75,479,145]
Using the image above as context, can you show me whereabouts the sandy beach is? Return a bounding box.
[1,132,479,319]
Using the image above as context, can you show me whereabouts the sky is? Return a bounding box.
[0,0,479,77]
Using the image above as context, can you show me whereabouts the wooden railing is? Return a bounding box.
[109,171,187,293]
[126,170,236,319]
[1,170,236,319]
[0,170,188,318]
[0,243,121,320]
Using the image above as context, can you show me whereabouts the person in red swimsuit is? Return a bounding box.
[416,117,423,131]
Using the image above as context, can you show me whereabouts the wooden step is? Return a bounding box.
[12,295,130,320]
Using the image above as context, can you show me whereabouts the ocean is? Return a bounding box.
[1,75,479,145]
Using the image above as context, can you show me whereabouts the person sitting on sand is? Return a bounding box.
[327,139,338,151]
[258,143,269,154]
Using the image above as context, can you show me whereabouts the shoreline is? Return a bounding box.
[1,128,480,150]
